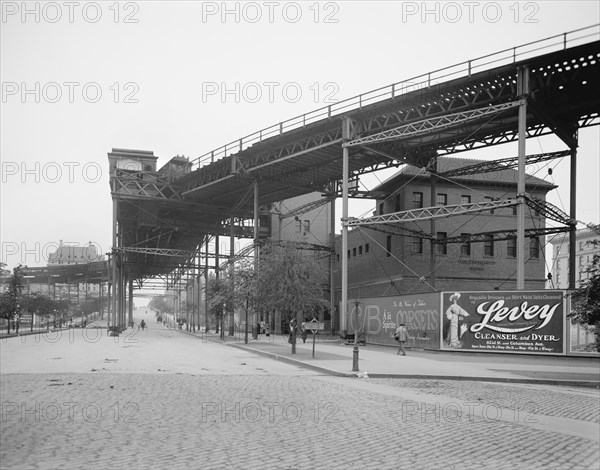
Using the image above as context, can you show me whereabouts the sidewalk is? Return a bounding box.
[195,331,600,387]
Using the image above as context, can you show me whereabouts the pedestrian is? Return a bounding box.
[392,323,408,356]
[300,319,308,343]
[288,318,297,344]
[256,321,261,339]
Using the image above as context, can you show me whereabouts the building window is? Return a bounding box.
[484,235,494,257]
[460,233,471,256]
[358,246,363,256]
[507,236,517,258]
[365,243,369,254]
[347,250,351,259]
[395,194,402,212]
[530,237,540,259]
[386,236,392,257]
[353,247,357,257]
[295,220,302,232]
[413,192,423,209]
[461,195,471,205]
[437,232,447,255]
[484,196,495,214]
[303,220,310,233]
[336,254,340,263]
[437,193,447,206]
[379,203,384,215]
[413,237,423,254]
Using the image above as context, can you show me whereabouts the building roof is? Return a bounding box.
[48,244,105,264]
[374,156,557,192]
[549,225,600,246]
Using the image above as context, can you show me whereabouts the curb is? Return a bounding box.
[226,342,600,388]
[173,329,600,388]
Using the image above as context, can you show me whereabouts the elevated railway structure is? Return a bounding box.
[108,25,599,332]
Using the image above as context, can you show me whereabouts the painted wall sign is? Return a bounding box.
[345,293,440,348]
[440,290,565,355]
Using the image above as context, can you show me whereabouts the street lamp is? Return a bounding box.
[352,298,360,372]
[15,303,20,335]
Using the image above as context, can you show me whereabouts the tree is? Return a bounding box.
[20,293,59,330]
[0,267,24,334]
[569,239,600,352]
[206,275,230,338]
[254,244,329,354]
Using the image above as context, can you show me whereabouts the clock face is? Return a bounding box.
[116,159,143,171]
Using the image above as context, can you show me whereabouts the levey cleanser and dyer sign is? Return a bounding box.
[440,290,566,354]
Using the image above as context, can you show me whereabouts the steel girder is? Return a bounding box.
[345,101,524,148]
[443,226,570,244]
[182,129,343,196]
[524,195,574,225]
[111,170,184,200]
[114,246,230,259]
[346,199,518,227]
[360,223,435,240]
[438,150,571,177]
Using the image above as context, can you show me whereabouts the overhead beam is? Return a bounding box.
[346,199,517,227]
[344,101,524,148]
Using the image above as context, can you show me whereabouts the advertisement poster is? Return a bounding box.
[440,290,565,355]
[346,293,440,348]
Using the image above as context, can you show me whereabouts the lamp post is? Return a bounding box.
[15,303,20,335]
[352,298,359,372]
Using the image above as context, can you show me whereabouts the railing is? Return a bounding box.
[189,24,599,172]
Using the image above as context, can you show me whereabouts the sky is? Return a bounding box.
[1,0,599,272]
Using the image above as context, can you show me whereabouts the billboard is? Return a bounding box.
[345,293,440,348]
[440,290,565,355]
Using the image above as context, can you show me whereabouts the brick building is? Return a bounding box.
[550,227,600,289]
[332,157,556,302]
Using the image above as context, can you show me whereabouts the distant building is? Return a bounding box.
[107,148,158,173]
[158,155,193,182]
[269,192,333,247]
[48,241,105,265]
[550,227,600,289]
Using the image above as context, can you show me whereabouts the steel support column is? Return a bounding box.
[429,156,437,290]
[128,278,133,327]
[329,196,336,335]
[253,181,259,340]
[517,66,529,290]
[111,197,118,335]
[229,217,235,337]
[569,147,578,289]
[341,118,358,371]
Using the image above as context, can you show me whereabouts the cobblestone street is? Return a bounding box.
[1,315,599,470]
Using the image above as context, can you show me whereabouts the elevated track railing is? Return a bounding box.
[189,24,599,172]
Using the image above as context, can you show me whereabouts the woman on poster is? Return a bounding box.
[445,292,469,348]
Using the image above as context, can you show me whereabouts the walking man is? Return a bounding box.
[393,323,408,356]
